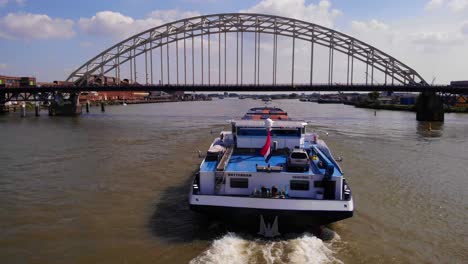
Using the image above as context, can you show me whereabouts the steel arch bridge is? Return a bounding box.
[67,13,427,87]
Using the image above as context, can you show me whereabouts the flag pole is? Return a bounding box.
[260,118,274,161]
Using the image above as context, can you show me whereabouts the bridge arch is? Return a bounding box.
[67,13,427,86]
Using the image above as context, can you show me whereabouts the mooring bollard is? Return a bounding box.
[21,103,26,118]
[35,103,40,117]
[101,102,105,112]
[86,101,90,113]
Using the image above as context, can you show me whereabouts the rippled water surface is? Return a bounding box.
[0,99,467,263]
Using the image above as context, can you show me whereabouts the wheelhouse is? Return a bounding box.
[195,118,348,202]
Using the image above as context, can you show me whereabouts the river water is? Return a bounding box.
[0,99,467,263]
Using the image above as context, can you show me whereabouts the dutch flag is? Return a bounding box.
[260,128,272,161]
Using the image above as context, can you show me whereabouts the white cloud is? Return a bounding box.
[425,0,468,12]
[351,19,389,32]
[78,11,134,38]
[147,10,201,23]
[0,12,75,40]
[78,9,200,39]
[425,0,445,10]
[448,0,468,11]
[0,63,7,69]
[347,13,468,84]
[462,21,468,35]
[240,0,341,28]
[350,19,396,50]
[410,31,463,46]
[351,18,465,50]
[0,0,26,7]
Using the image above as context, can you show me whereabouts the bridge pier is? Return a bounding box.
[35,103,40,117]
[21,103,26,117]
[416,92,444,122]
[0,105,5,114]
[0,93,6,114]
[48,92,82,116]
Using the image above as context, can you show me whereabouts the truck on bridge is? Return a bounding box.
[0,75,36,88]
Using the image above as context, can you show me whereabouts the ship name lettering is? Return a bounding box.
[228,173,252,177]
[292,176,309,179]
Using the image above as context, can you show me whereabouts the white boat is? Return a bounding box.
[189,107,353,236]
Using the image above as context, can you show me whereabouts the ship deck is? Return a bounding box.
[201,151,343,177]
[226,154,287,173]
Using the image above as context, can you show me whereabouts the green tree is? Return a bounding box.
[368,91,380,101]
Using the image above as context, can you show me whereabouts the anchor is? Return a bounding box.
[258,215,280,237]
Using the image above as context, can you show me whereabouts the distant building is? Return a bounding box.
[377,96,395,105]
[451,80,468,87]
[0,75,36,88]
[79,91,149,102]
[455,96,468,107]
[149,91,171,99]
[399,97,416,105]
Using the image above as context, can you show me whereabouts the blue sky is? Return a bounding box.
[0,0,430,21]
[1,0,467,83]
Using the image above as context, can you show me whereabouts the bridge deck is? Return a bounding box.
[1,84,467,94]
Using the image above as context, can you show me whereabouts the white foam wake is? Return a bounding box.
[190,232,341,264]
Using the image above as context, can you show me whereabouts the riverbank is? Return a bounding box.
[85,98,178,106]
[353,102,468,113]
[1,97,212,113]
[354,102,414,112]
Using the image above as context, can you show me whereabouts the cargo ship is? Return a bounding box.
[189,107,353,236]
[241,106,289,120]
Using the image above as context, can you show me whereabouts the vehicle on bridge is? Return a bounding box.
[0,75,36,88]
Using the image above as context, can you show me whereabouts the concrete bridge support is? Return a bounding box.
[48,92,82,116]
[416,92,444,122]
[0,93,7,114]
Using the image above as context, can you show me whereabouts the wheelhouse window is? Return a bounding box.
[230,178,249,188]
[271,128,301,137]
[290,180,310,191]
[237,128,267,136]
[236,127,302,137]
